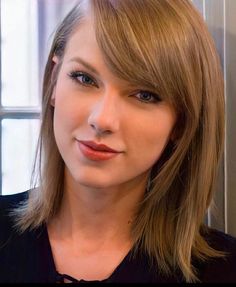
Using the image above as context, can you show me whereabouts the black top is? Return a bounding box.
[0,192,236,283]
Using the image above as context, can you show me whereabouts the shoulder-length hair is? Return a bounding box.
[13,0,225,282]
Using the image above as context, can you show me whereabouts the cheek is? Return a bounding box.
[53,86,89,131]
[131,112,175,159]
[135,132,168,160]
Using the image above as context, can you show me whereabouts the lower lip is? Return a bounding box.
[78,142,120,161]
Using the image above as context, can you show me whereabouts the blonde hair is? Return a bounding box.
[13,0,225,282]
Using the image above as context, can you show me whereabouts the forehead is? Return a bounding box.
[63,15,96,58]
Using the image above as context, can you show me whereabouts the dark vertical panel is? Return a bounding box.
[225,0,236,236]
[205,0,225,232]
[205,0,225,65]
[192,0,226,232]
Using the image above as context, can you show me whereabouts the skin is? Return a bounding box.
[48,13,176,280]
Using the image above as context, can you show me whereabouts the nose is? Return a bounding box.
[87,92,120,136]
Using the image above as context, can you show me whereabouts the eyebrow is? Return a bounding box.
[69,57,100,76]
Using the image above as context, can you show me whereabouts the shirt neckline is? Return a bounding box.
[42,223,133,283]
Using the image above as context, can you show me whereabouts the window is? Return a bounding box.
[0,0,77,195]
[1,0,40,195]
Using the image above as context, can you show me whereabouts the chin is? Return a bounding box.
[79,180,115,190]
[72,173,116,189]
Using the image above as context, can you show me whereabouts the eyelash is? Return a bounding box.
[68,71,98,87]
[132,91,162,104]
[68,71,162,104]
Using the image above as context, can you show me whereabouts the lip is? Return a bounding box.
[79,140,120,153]
[77,140,122,161]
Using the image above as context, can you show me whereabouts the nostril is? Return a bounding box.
[89,123,112,136]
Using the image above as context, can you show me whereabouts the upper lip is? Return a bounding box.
[78,140,121,153]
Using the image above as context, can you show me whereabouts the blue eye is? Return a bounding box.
[68,71,97,87]
[135,91,162,103]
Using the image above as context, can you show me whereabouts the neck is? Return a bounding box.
[48,170,148,246]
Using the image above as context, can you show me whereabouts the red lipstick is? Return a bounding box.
[77,140,122,161]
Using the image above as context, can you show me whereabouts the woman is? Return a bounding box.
[0,0,235,283]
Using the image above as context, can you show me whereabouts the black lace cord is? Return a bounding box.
[56,271,80,283]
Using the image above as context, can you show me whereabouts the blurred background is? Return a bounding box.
[0,0,235,236]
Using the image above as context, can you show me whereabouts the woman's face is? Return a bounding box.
[52,17,176,191]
